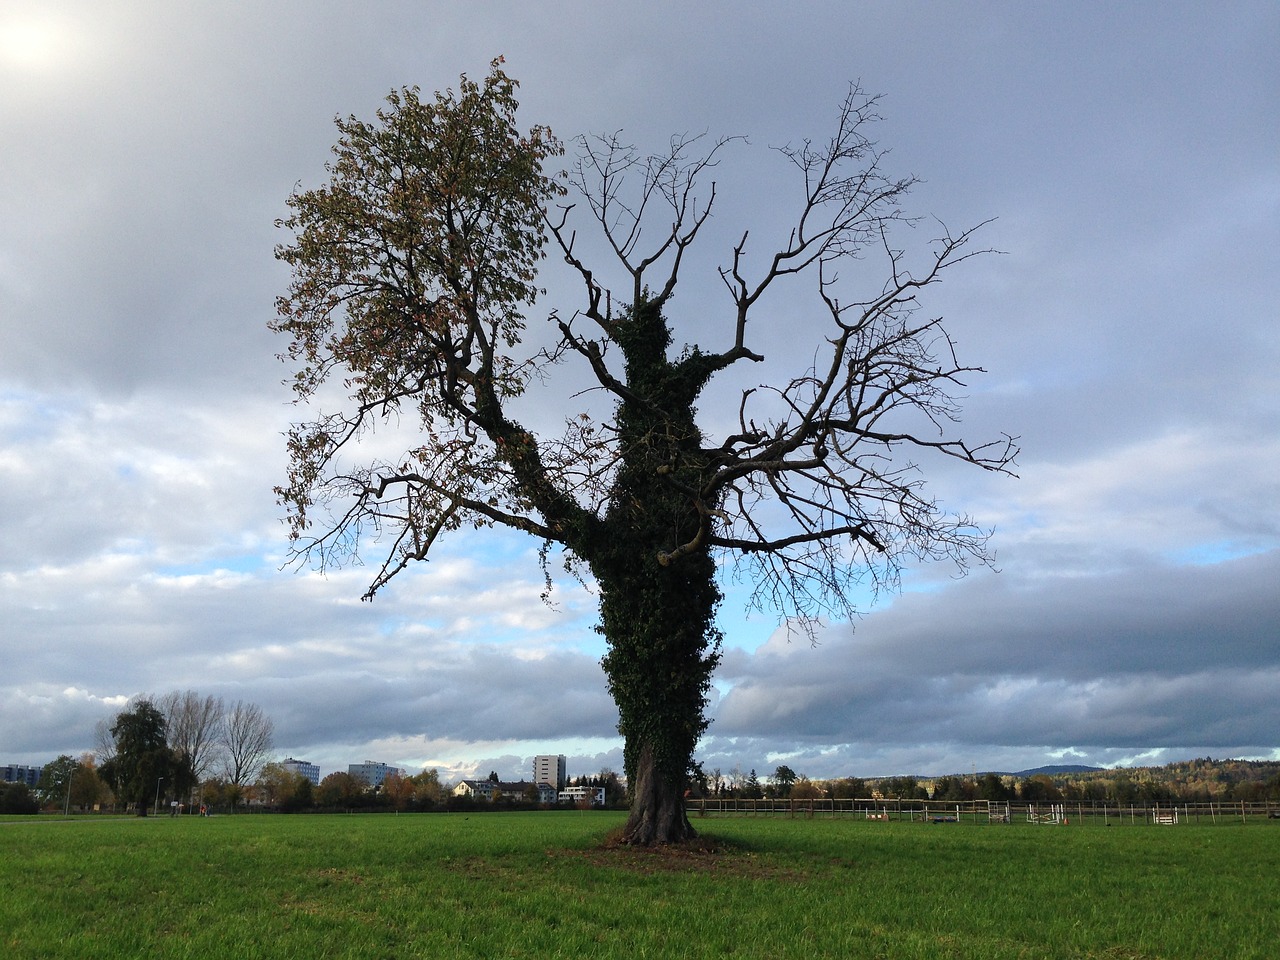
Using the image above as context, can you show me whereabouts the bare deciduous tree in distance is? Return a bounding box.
[92,717,116,768]
[159,690,225,799]
[221,699,274,792]
[272,62,1018,845]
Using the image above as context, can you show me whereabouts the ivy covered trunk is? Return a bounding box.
[596,546,721,844]
[592,297,722,845]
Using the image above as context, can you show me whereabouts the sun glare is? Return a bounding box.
[1,15,71,71]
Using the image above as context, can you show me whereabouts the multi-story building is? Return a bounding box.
[1,764,43,787]
[280,758,320,785]
[558,784,606,806]
[348,760,404,788]
[533,754,566,791]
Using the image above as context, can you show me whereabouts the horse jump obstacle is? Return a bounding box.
[1027,804,1065,825]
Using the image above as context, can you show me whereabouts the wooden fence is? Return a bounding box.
[689,797,1280,825]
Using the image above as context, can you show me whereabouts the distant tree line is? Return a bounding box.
[246,767,449,814]
[692,764,829,801]
[246,767,630,815]
[24,691,276,815]
[685,758,1280,805]
[993,758,1280,805]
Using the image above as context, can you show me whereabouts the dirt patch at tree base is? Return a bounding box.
[545,829,807,878]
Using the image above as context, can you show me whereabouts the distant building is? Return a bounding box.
[348,760,405,788]
[453,778,494,800]
[559,785,606,806]
[281,758,320,785]
[453,778,547,802]
[533,754,567,791]
[2,764,43,787]
[534,782,558,804]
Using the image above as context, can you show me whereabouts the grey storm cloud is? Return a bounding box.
[712,551,1280,753]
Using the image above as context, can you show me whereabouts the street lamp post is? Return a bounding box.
[154,777,164,817]
[64,767,75,818]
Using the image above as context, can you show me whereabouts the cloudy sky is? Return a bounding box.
[2,1,1277,784]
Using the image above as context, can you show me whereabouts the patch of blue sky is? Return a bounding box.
[445,523,550,566]
[562,629,608,660]
[0,387,77,441]
[714,577,778,653]
[716,608,775,654]
[715,560,895,654]
[1165,540,1277,567]
[156,551,267,578]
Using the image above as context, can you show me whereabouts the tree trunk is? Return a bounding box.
[595,546,721,845]
[620,742,696,844]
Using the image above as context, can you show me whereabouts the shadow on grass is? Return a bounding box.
[558,825,798,877]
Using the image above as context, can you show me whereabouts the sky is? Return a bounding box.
[2,1,1277,785]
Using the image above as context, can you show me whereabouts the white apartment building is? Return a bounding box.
[533,754,567,791]
[348,760,404,788]
[558,784,606,806]
[2,764,43,787]
[281,757,320,785]
[454,778,556,803]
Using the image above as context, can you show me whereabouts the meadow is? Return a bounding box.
[1,811,1275,959]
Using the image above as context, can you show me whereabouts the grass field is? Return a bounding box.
[1,811,1275,959]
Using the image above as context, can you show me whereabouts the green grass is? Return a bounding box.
[1,812,1275,958]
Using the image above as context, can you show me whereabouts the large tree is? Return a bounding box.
[36,754,109,812]
[35,754,80,810]
[99,698,174,816]
[158,690,225,800]
[272,62,1017,844]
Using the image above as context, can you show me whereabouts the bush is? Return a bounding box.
[0,782,40,815]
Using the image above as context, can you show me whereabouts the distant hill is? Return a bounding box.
[794,758,1279,803]
[1011,764,1105,777]
[867,765,1105,781]
[865,765,1104,782]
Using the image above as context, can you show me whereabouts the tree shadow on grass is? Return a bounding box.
[548,826,800,878]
